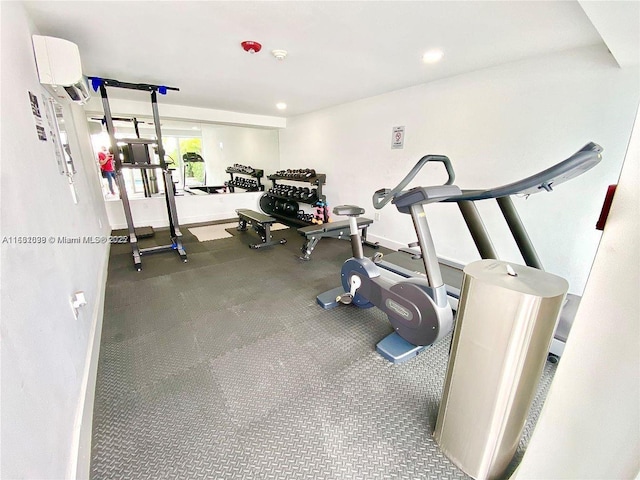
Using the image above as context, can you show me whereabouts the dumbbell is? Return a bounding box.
[275,199,286,212]
[283,201,297,216]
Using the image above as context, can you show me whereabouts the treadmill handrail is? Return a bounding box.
[445,142,603,202]
[373,154,455,209]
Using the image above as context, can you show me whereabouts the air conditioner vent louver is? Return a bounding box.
[64,85,81,102]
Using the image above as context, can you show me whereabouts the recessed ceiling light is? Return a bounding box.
[276,102,287,110]
[422,49,444,64]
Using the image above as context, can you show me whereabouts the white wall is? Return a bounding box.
[0,3,111,479]
[279,45,639,295]
[515,101,639,480]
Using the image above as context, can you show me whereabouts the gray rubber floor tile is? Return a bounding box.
[92,222,556,480]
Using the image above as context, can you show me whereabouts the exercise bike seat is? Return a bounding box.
[333,205,365,216]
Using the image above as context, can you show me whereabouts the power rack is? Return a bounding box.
[89,76,187,271]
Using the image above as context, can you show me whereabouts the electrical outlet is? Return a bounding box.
[374,213,381,221]
[70,291,87,320]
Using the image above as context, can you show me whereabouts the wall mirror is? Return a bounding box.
[87,115,280,199]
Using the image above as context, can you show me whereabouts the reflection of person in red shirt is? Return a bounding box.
[98,146,116,195]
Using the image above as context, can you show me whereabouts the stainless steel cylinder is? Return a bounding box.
[434,259,568,480]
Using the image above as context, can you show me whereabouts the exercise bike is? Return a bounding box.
[318,143,603,364]
[317,155,462,363]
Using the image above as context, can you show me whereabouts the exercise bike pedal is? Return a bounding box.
[337,293,354,305]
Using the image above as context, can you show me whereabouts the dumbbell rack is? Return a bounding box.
[225,166,264,192]
[260,171,327,227]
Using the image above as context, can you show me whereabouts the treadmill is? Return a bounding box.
[378,142,603,359]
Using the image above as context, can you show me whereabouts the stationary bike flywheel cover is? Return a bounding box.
[340,260,376,309]
[387,282,440,346]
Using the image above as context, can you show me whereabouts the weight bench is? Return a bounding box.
[297,217,377,260]
[236,209,287,249]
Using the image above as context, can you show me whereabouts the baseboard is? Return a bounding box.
[366,233,406,251]
[68,244,110,480]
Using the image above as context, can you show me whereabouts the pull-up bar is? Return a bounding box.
[88,76,179,94]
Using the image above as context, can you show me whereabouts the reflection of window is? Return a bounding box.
[181,138,204,187]
[90,126,204,197]
[164,136,204,188]
[122,169,163,195]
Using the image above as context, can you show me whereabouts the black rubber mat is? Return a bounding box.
[91,223,556,479]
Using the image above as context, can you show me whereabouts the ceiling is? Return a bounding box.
[21,1,635,118]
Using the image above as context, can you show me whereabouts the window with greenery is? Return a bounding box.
[164,136,204,188]
[180,138,204,186]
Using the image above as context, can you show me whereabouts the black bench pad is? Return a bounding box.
[236,209,276,224]
[296,217,375,260]
[297,217,373,237]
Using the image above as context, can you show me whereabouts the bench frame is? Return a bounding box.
[236,209,287,249]
[297,217,378,260]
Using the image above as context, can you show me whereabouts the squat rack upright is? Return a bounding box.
[89,76,188,271]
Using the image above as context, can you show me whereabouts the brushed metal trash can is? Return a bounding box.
[434,259,568,480]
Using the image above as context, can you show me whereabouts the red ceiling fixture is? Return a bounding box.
[241,41,262,54]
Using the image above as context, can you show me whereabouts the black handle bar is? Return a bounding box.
[372,154,455,209]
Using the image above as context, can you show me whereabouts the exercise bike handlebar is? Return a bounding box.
[372,154,455,210]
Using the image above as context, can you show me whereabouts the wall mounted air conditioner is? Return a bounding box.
[32,35,91,105]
